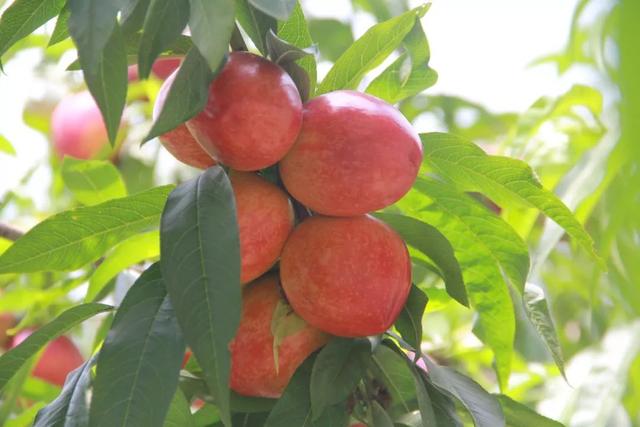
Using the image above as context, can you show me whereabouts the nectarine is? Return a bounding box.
[128,57,182,81]
[12,330,84,386]
[51,91,109,159]
[154,71,216,169]
[230,275,328,398]
[231,172,295,284]
[187,52,303,171]
[280,90,422,216]
[280,215,412,337]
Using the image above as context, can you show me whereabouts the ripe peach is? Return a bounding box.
[280,90,422,216]
[12,330,84,386]
[231,172,295,284]
[187,52,303,171]
[51,91,109,159]
[230,275,328,398]
[280,215,412,337]
[154,71,216,169]
[128,57,182,81]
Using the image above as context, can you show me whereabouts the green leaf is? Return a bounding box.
[0,359,36,425]
[394,284,428,352]
[138,0,190,79]
[277,1,317,97]
[266,29,314,101]
[80,22,128,144]
[421,132,600,264]
[235,0,276,55]
[310,338,370,419]
[67,0,119,72]
[249,0,295,20]
[85,231,159,302]
[398,177,530,388]
[188,0,234,71]
[422,356,505,427]
[370,401,394,427]
[495,394,564,427]
[145,47,222,142]
[317,4,427,94]
[370,345,415,414]
[366,15,437,103]
[0,0,65,59]
[61,158,127,206]
[90,264,185,427]
[161,166,241,427]
[0,134,15,155]
[522,283,566,379]
[48,3,69,46]
[375,213,468,307]
[0,185,172,274]
[121,0,151,35]
[34,357,95,427]
[308,19,353,62]
[164,390,195,427]
[0,303,113,392]
[407,363,436,426]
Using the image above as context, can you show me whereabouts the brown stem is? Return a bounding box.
[0,222,24,241]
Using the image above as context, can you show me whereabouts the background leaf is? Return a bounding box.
[495,394,564,427]
[188,0,234,71]
[161,166,241,427]
[308,19,353,62]
[0,186,172,274]
[61,158,127,206]
[0,134,15,155]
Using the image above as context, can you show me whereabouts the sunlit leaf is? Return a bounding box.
[277,1,316,97]
[61,158,127,206]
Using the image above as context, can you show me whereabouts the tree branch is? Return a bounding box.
[0,222,24,241]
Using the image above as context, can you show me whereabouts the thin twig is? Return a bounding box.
[0,222,24,241]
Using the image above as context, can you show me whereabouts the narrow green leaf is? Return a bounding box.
[495,394,564,427]
[121,0,151,35]
[0,303,113,392]
[163,390,195,427]
[310,338,370,419]
[317,4,427,94]
[426,380,463,427]
[277,2,316,97]
[235,0,276,55]
[370,345,415,414]
[0,0,65,58]
[264,355,314,427]
[0,134,15,155]
[188,0,234,71]
[249,0,294,20]
[421,132,600,264]
[145,47,222,142]
[394,284,428,352]
[138,0,190,79]
[375,213,468,307]
[422,356,505,427]
[61,158,127,206]
[90,264,185,427]
[523,283,566,379]
[34,356,96,427]
[407,363,437,427]
[85,231,159,302]
[266,29,313,100]
[48,3,69,46]
[398,177,530,388]
[0,185,172,274]
[161,166,241,427]
[370,401,394,427]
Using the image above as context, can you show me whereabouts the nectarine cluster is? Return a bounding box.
[158,52,421,398]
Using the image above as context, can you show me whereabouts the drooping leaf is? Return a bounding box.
[317,4,428,94]
[407,363,436,426]
[61,158,127,206]
[310,338,370,419]
[163,390,195,427]
[249,0,295,20]
[90,263,185,427]
[421,132,600,264]
[145,47,222,142]
[422,356,505,427]
[67,0,119,71]
[138,0,190,79]
[121,0,151,35]
[370,345,415,414]
[370,401,395,427]
[266,29,314,101]
[161,166,241,427]
[495,394,564,427]
[398,177,530,388]
[375,213,467,307]
[85,231,159,302]
[277,2,316,97]
[188,0,234,72]
[366,14,437,103]
[34,356,96,427]
[48,3,69,46]
[0,134,15,155]
[0,0,65,59]
[0,185,172,274]
[394,284,428,352]
[0,303,113,392]
[235,0,276,55]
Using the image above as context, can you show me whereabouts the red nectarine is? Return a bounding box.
[154,71,216,169]
[280,215,412,337]
[230,275,328,398]
[12,330,84,386]
[231,172,295,284]
[187,52,303,171]
[280,90,422,216]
